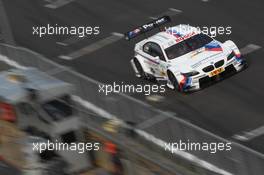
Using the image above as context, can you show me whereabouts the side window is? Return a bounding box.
[151,43,166,61]
[143,42,152,55]
[143,42,166,61]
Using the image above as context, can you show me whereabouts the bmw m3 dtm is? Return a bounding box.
[125,16,247,92]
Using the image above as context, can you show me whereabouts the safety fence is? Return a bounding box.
[0,43,263,175]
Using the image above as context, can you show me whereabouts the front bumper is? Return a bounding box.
[182,57,247,92]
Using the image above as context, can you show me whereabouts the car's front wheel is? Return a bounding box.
[167,71,181,92]
[133,58,157,82]
[134,58,146,78]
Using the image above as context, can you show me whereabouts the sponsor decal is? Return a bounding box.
[128,28,141,38]
[205,41,223,52]
[125,16,171,40]
[167,30,197,43]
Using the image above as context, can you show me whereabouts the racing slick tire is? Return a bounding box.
[167,71,182,92]
[133,58,156,82]
[134,58,146,78]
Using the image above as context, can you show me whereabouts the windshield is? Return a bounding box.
[165,33,213,60]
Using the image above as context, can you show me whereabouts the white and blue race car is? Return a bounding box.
[125,16,247,92]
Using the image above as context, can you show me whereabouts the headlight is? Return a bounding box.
[227,51,235,61]
[182,71,199,77]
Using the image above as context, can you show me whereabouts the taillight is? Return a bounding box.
[0,102,16,122]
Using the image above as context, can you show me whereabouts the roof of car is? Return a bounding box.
[145,24,201,49]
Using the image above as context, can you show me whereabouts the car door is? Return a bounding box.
[142,42,168,77]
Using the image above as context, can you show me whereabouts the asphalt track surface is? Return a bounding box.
[2,0,264,153]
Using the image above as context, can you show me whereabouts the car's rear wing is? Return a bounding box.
[125,16,171,40]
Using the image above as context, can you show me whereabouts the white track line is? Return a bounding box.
[56,35,89,46]
[145,94,165,102]
[44,0,75,9]
[56,41,68,46]
[149,8,182,20]
[240,44,262,55]
[58,32,124,60]
[233,125,264,141]
[137,114,168,129]
[58,55,72,60]
[56,37,82,46]
[168,8,183,14]
[0,54,27,70]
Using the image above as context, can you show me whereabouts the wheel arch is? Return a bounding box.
[223,40,241,55]
[131,55,150,75]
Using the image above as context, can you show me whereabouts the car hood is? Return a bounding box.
[169,40,231,72]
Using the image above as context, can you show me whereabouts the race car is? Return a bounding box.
[125,16,247,92]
